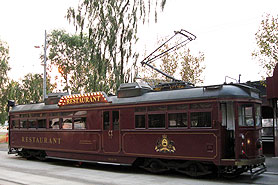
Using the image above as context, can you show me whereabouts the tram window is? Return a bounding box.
[238,105,254,127]
[31,113,40,117]
[74,111,87,116]
[11,115,19,119]
[20,120,28,128]
[12,120,19,128]
[148,114,165,128]
[74,117,86,129]
[190,112,211,127]
[31,113,47,117]
[168,104,188,111]
[169,113,187,128]
[38,119,47,128]
[20,114,29,118]
[50,112,60,117]
[190,103,212,109]
[135,107,146,112]
[61,112,74,117]
[50,118,60,129]
[29,119,37,128]
[135,115,145,128]
[62,118,72,129]
[103,111,110,130]
[112,111,119,130]
[148,106,167,111]
[255,104,262,127]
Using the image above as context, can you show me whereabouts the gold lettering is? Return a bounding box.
[85,97,89,103]
[32,137,36,143]
[49,138,52,144]
[96,96,101,101]
[22,137,25,142]
[58,138,61,144]
[44,137,47,144]
[93,96,97,102]
[53,138,57,144]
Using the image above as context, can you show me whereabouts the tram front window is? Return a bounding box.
[238,104,254,127]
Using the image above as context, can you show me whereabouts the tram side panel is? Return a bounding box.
[122,131,218,162]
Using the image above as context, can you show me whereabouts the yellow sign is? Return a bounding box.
[22,136,61,144]
[155,135,176,153]
[58,92,108,106]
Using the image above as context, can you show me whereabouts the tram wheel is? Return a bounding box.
[36,151,47,161]
[143,159,169,174]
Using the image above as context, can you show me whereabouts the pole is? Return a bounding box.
[43,30,47,101]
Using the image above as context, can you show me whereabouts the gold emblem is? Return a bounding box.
[155,135,176,153]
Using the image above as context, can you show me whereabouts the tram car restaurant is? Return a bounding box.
[8,82,266,178]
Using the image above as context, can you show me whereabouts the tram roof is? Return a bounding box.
[9,83,260,113]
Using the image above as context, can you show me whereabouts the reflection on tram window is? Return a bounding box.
[169,113,187,128]
[168,104,188,111]
[190,103,212,109]
[148,106,166,111]
[12,120,19,128]
[74,117,86,129]
[61,112,74,117]
[190,112,211,127]
[74,111,87,116]
[255,104,261,127]
[238,105,254,127]
[38,119,46,128]
[20,120,28,128]
[50,118,60,129]
[148,114,165,128]
[112,111,119,130]
[29,119,37,128]
[135,107,146,112]
[103,111,110,130]
[62,118,72,129]
[135,115,145,128]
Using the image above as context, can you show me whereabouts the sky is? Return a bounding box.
[0,0,277,87]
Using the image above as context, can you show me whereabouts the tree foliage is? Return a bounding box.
[0,72,53,124]
[66,0,167,92]
[252,13,278,77]
[0,38,11,124]
[47,29,94,92]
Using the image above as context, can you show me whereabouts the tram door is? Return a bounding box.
[102,110,120,153]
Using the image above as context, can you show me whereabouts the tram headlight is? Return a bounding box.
[247,139,251,145]
[241,134,245,140]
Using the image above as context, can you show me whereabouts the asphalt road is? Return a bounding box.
[0,143,278,185]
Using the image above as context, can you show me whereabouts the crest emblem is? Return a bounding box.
[155,135,176,153]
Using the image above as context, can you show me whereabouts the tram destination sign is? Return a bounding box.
[58,92,109,106]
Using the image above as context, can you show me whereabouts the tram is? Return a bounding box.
[8,81,266,178]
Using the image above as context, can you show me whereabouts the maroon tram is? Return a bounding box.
[7,82,266,178]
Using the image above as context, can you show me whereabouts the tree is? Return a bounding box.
[21,73,44,103]
[47,29,92,92]
[66,0,167,92]
[0,38,10,124]
[179,49,205,85]
[252,13,278,77]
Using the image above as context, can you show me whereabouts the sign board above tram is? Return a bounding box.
[58,92,109,106]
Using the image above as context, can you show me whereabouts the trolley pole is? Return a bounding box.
[43,30,47,101]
